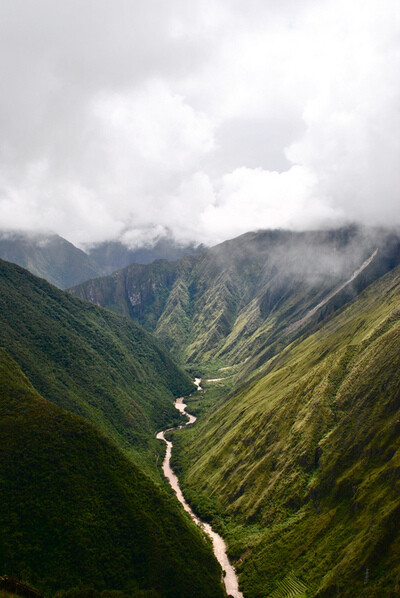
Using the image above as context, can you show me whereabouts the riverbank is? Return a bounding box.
[156,387,243,598]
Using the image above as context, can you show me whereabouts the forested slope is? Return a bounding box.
[0,259,194,476]
[0,348,224,598]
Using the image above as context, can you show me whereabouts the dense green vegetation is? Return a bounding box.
[0,259,194,477]
[0,233,104,289]
[0,348,225,598]
[3,225,400,598]
[70,227,400,371]
[172,264,400,597]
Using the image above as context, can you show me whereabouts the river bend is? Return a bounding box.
[156,379,243,598]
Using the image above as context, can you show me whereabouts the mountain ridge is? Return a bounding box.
[0,232,104,289]
[86,237,205,273]
[0,230,206,289]
[69,226,400,371]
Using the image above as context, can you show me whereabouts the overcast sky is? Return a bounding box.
[0,0,399,247]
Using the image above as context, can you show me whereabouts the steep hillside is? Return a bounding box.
[0,348,224,598]
[70,226,400,368]
[0,259,194,476]
[173,263,400,597]
[0,232,104,288]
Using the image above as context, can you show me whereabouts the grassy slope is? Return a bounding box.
[172,264,400,597]
[0,259,194,477]
[0,348,224,598]
[70,228,400,370]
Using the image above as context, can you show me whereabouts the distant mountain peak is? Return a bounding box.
[0,230,103,288]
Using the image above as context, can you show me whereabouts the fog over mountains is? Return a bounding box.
[0,230,203,288]
[70,225,400,368]
[0,1,399,596]
[0,0,398,247]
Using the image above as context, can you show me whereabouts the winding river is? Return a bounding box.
[156,379,243,598]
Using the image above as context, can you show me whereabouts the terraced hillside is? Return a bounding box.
[70,226,400,369]
[0,348,225,598]
[172,263,400,597]
[0,259,194,477]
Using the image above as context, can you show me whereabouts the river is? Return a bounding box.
[156,379,243,598]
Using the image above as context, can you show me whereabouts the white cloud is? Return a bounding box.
[167,166,340,245]
[91,82,214,180]
[285,0,400,226]
[0,0,398,246]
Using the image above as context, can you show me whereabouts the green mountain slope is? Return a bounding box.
[70,227,400,369]
[0,232,104,289]
[0,348,224,598]
[0,259,194,476]
[172,263,400,597]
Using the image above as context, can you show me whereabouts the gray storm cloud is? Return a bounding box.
[0,0,398,247]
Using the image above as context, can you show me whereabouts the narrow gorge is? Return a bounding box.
[157,380,243,598]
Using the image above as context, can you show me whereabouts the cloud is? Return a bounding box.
[0,0,398,246]
[167,166,339,245]
[285,0,400,226]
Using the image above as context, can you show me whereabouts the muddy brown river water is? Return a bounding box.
[156,380,243,598]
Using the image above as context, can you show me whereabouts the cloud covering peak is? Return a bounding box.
[0,0,398,247]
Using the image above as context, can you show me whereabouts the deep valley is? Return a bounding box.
[1,225,399,598]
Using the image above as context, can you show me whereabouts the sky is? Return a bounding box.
[0,0,399,248]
